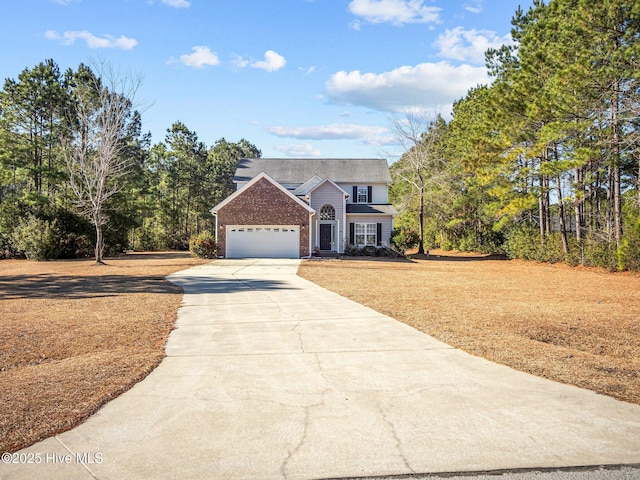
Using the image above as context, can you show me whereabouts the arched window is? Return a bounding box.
[319,204,335,220]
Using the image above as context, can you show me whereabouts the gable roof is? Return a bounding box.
[307,178,350,197]
[293,175,323,195]
[211,172,315,214]
[293,176,351,198]
[234,158,392,184]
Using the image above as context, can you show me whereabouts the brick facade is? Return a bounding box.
[215,177,311,258]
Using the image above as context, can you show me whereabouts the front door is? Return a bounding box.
[320,224,332,250]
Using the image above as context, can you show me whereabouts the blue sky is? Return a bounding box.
[1,0,532,159]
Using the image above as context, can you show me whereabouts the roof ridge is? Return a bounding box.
[239,157,387,161]
[233,158,392,184]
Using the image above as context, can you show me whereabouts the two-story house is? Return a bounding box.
[210,158,397,258]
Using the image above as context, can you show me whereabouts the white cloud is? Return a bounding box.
[348,0,441,27]
[231,54,250,69]
[44,30,137,49]
[325,61,490,114]
[179,46,221,68]
[251,50,286,72]
[267,123,392,146]
[274,143,322,157]
[464,0,483,14]
[435,27,512,64]
[231,50,287,72]
[162,0,190,7]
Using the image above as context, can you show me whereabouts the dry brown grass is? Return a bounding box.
[0,252,209,453]
[298,250,640,405]
[4,251,638,454]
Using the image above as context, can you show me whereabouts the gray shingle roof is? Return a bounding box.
[234,158,392,184]
[347,204,398,215]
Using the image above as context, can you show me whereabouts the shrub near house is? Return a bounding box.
[189,231,216,258]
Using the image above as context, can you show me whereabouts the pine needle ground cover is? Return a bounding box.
[0,253,208,453]
[298,251,640,405]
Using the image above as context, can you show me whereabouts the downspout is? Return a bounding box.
[305,193,314,258]
[307,211,314,258]
[211,209,220,258]
[342,193,348,253]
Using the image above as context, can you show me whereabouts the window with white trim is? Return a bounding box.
[354,223,376,246]
[357,186,368,203]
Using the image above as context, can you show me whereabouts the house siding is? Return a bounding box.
[215,177,311,258]
[310,182,346,252]
[338,183,388,203]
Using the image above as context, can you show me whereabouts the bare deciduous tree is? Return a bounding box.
[390,111,449,255]
[62,63,142,264]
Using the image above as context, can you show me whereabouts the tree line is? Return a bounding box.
[0,59,260,260]
[391,0,640,271]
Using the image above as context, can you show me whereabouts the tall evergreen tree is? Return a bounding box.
[0,59,70,202]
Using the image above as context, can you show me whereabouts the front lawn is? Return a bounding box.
[298,251,640,405]
[4,250,638,454]
[0,252,209,453]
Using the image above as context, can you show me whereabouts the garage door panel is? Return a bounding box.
[226,225,299,258]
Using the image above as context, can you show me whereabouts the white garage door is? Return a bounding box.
[226,225,300,258]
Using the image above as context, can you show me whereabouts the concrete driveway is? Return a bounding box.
[2,258,640,480]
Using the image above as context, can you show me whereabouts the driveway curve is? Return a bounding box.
[2,259,640,480]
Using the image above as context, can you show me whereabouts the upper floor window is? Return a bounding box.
[320,204,335,220]
[357,186,368,203]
